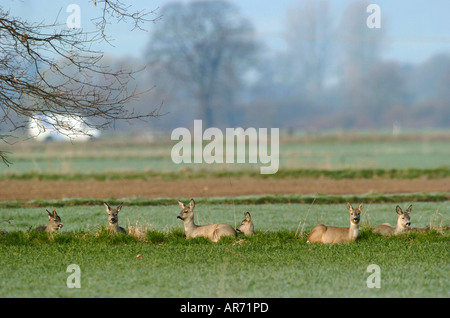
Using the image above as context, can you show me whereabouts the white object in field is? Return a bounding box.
[29,115,100,142]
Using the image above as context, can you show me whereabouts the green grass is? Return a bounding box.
[0,202,448,297]
[0,229,448,297]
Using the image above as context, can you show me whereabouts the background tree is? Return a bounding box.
[283,0,334,96]
[145,0,258,128]
[337,0,386,120]
[0,0,161,164]
[273,0,336,132]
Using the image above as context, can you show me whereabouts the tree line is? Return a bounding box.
[140,0,450,132]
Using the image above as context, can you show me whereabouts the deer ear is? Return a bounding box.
[346,202,353,213]
[104,202,111,213]
[405,205,412,214]
[52,208,58,217]
[357,203,364,212]
[396,205,403,215]
[178,200,185,209]
[46,209,52,218]
[116,202,124,212]
[245,212,251,220]
[189,198,195,209]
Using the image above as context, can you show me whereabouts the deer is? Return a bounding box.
[177,199,237,242]
[373,205,411,236]
[104,202,126,234]
[409,225,450,233]
[35,208,63,232]
[236,212,254,235]
[307,203,363,244]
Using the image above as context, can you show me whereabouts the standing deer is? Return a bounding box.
[373,205,411,236]
[177,199,237,242]
[104,202,126,234]
[35,208,63,232]
[307,203,363,244]
[236,212,254,235]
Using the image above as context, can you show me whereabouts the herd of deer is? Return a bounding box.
[27,199,445,244]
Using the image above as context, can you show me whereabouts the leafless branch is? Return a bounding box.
[0,1,162,164]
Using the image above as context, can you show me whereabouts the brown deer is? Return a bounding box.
[35,208,63,232]
[236,212,254,235]
[177,199,237,242]
[373,205,411,236]
[307,203,363,244]
[104,202,126,234]
[409,225,450,233]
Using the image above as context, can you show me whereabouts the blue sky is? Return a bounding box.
[5,0,450,64]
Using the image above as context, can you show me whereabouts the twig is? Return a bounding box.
[295,197,316,237]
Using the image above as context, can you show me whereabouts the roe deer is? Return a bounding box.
[409,225,450,233]
[35,208,63,232]
[104,202,126,234]
[307,203,363,244]
[373,205,411,236]
[177,199,237,242]
[236,212,254,235]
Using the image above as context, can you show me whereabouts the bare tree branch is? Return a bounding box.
[0,1,162,164]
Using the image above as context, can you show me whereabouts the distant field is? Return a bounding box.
[1,132,450,175]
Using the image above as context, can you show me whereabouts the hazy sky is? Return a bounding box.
[5,0,450,64]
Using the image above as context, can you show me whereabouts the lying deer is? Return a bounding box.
[307,203,363,244]
[409,225,450,233]
[104,202,126,234]
[236,212,254,235]
[177,199,237,242]
[35,208,63,232]
[373,205,411,236]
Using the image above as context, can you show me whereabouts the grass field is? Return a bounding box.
[2,132,450,175]
[0,132,449,298]
[0,201,448,297]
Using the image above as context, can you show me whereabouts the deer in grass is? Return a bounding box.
[104,202,126,234]
[177,199,237,242]
[35,208,63,232]
[236,212,254,236]
[409,225,450,233]
[307,203,363,244]
[373,205,411,236]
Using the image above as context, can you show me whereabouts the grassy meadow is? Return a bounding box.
[0,202,449,297]
[0,132,449,298]
[1,228,448,298]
